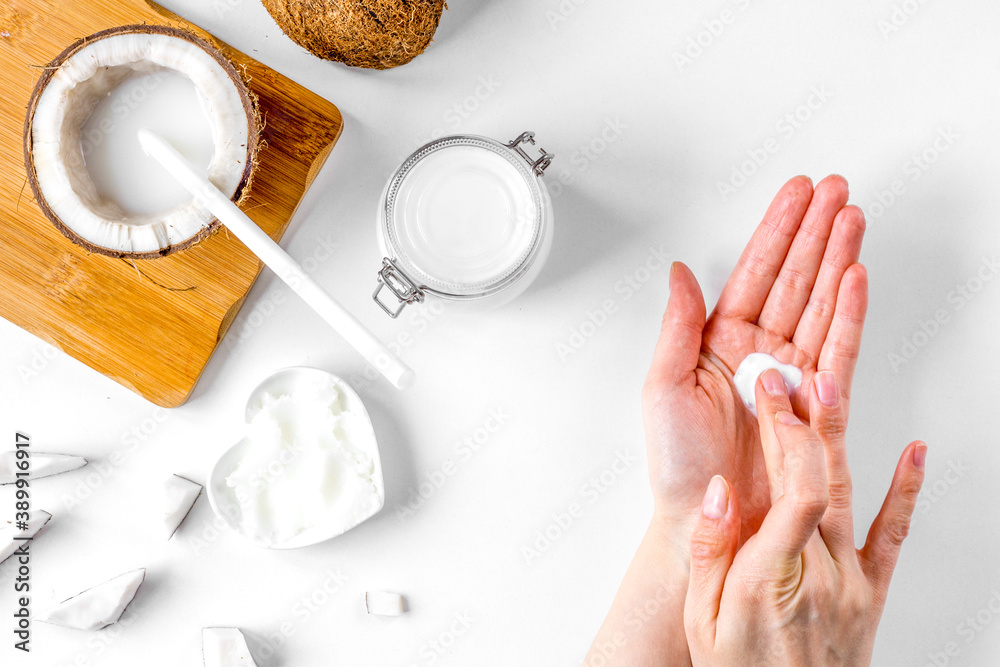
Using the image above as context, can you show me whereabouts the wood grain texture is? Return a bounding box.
[0,0,343,407]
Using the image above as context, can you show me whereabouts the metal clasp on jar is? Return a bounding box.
[508,131,554,176]
[373,258,425,318]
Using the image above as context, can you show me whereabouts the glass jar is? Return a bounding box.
[373,131,554,318]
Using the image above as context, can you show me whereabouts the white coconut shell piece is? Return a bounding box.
[36,569,145,631]
[365,591,406,616]
[0,451,87,484]
[164,475,203,539]
[203,627,259,667]
[0,511,52,563]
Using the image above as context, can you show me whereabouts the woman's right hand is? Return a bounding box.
[683,368,926,666]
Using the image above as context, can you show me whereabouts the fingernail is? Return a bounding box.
[775,411,801,425]
[761,368,787,397]
[814,371,839,407]
[669,262,679,285]
[701,475,729,519]
[913,443,927,470]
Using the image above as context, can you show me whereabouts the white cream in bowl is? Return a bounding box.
[208,368,384,549]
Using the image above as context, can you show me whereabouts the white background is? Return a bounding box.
[2,0,998,665]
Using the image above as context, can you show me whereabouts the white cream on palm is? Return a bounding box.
[733,353,803,416]
[222,378,382,547]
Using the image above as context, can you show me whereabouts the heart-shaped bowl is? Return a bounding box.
[207,367,384,549]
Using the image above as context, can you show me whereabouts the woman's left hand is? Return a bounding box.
[683,368,926,666]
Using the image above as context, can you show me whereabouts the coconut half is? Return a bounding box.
[24,25,260,258]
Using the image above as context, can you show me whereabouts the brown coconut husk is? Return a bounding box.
[23,24,262,260]
[261,0,447,70]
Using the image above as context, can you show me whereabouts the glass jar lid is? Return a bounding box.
[375,132,553,317]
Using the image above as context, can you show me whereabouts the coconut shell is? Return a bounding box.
[261,0,446,69]
[23,24,262,260]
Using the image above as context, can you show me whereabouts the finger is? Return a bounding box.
[817,264,869,413]
[758,175,849,339]
[644,262,706,397]
[713,176,813,322]
[753,412,829,567]
[810,370,856,561]
[860,441,927,603]
[684,475,740,646]
[792,205,866,362]
[754,368,795,502]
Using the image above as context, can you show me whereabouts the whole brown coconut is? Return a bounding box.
[261,0,447,69]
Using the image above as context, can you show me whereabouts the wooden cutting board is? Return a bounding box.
[0,0,343,407]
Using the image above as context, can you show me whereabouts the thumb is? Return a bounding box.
[684,475,740,647]
[645,262,706,396]
[753,412,829,567]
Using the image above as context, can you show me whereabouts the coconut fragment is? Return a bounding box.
[0,451,87,484]
[203,627,259,667]
[24,25,260,258]
[36,569,145,631]
[164,474,203,539]
[365,591,406,616]
[0,511,52,563]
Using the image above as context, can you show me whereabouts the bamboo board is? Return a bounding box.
[0,0,343,407]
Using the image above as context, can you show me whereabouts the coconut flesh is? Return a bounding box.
[36,569,146,631]
[0,451,87,484]
[25,26,258,258]
[203,628,260,667]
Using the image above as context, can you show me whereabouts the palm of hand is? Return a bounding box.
[643,176,867,549]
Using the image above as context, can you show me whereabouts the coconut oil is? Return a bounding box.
[374,133,555,317]
[80,68,214,219]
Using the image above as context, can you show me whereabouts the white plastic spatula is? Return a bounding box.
[137,129,415,391]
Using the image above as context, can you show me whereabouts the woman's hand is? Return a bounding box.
[645,175,869,551]
[587,175,869,666]
[683,369,926,666]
